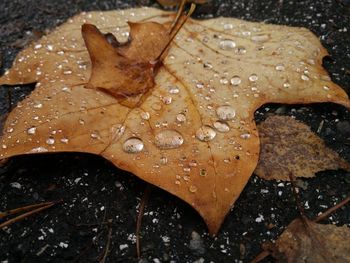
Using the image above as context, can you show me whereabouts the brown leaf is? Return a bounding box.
[157,0,208,7]
[82,22,169,104]
[267,218,350,263]
[255,115,350,181]
[0,8,349,235]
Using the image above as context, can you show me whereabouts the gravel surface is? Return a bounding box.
[0,0,349,262]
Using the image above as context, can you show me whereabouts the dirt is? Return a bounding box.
[0,0,349,262]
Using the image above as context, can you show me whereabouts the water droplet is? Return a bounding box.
[46,137,55,145]
[46,45,54,51]
[33,101,43,109]
[200,169,207,177]
[235,46,247,55]
[79,119,85,125]
[223,23,234,30]
[60,138,69,144]
[216,106,236,121]
[220,78,229,85]
[213,121,230,133]
[2,144,7,149]
[219,39,236,50]
[6,128,14,133]
[111,124,125,140]
[27,127,37,135]
[196,82,204,89]
[176,113,186,123]
[168,86,179,94]
[160,156,168,165]
[189,160,198,167]
[34,44,42,50]
[323,85,330,91]
[230,76,241,86]
[240,133,251,139]
[249,74,258,82]
[203,62,213,69]
[189,185,197,193]
[196,126,216,142]
[154,130,184,149]
[275,64,285,71]
[62,86,71,92]
[123,137,144,153]
[283,81,291,88]
[90,131,101,139]
[162,96,172,105]
[301,74,309,81]
[140,111,150,120]
[251,34,269,43]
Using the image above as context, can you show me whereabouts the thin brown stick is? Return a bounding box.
[314,195,350,223]
[0,200,63,229]
[136,185,152,259]
[250,250,271,263]
[170,0,187,34]
[156,3,196,62]
[0,201,57,219]
[99,219,113,263]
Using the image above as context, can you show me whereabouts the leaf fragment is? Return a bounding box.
[266,218,350,263]
[255,115,350,181]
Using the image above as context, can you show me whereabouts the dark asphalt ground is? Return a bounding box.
[0,0,349,262]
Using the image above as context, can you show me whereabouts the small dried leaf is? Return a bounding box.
[255,115,350,181]
[268,218,350,263]
[0,8,349,235]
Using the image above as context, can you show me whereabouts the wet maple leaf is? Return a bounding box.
[255,115,350,181]
[0,8,349,235]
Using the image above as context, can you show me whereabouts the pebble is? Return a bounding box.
[189,231,205,255]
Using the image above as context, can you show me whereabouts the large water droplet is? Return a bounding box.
[216,106,236,121]
[155,130,184,149]
[123,137,144,153]
[213,121,230,133]
[196,126,216,142]
[219,39,236,50]
[230,76,241,86]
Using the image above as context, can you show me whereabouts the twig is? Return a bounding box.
[0,201,57,219]
[250,250,271,263]
[314,195,350,223]
[99,219,113,263]
[0,200,63,229]
[136,185,152,259]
